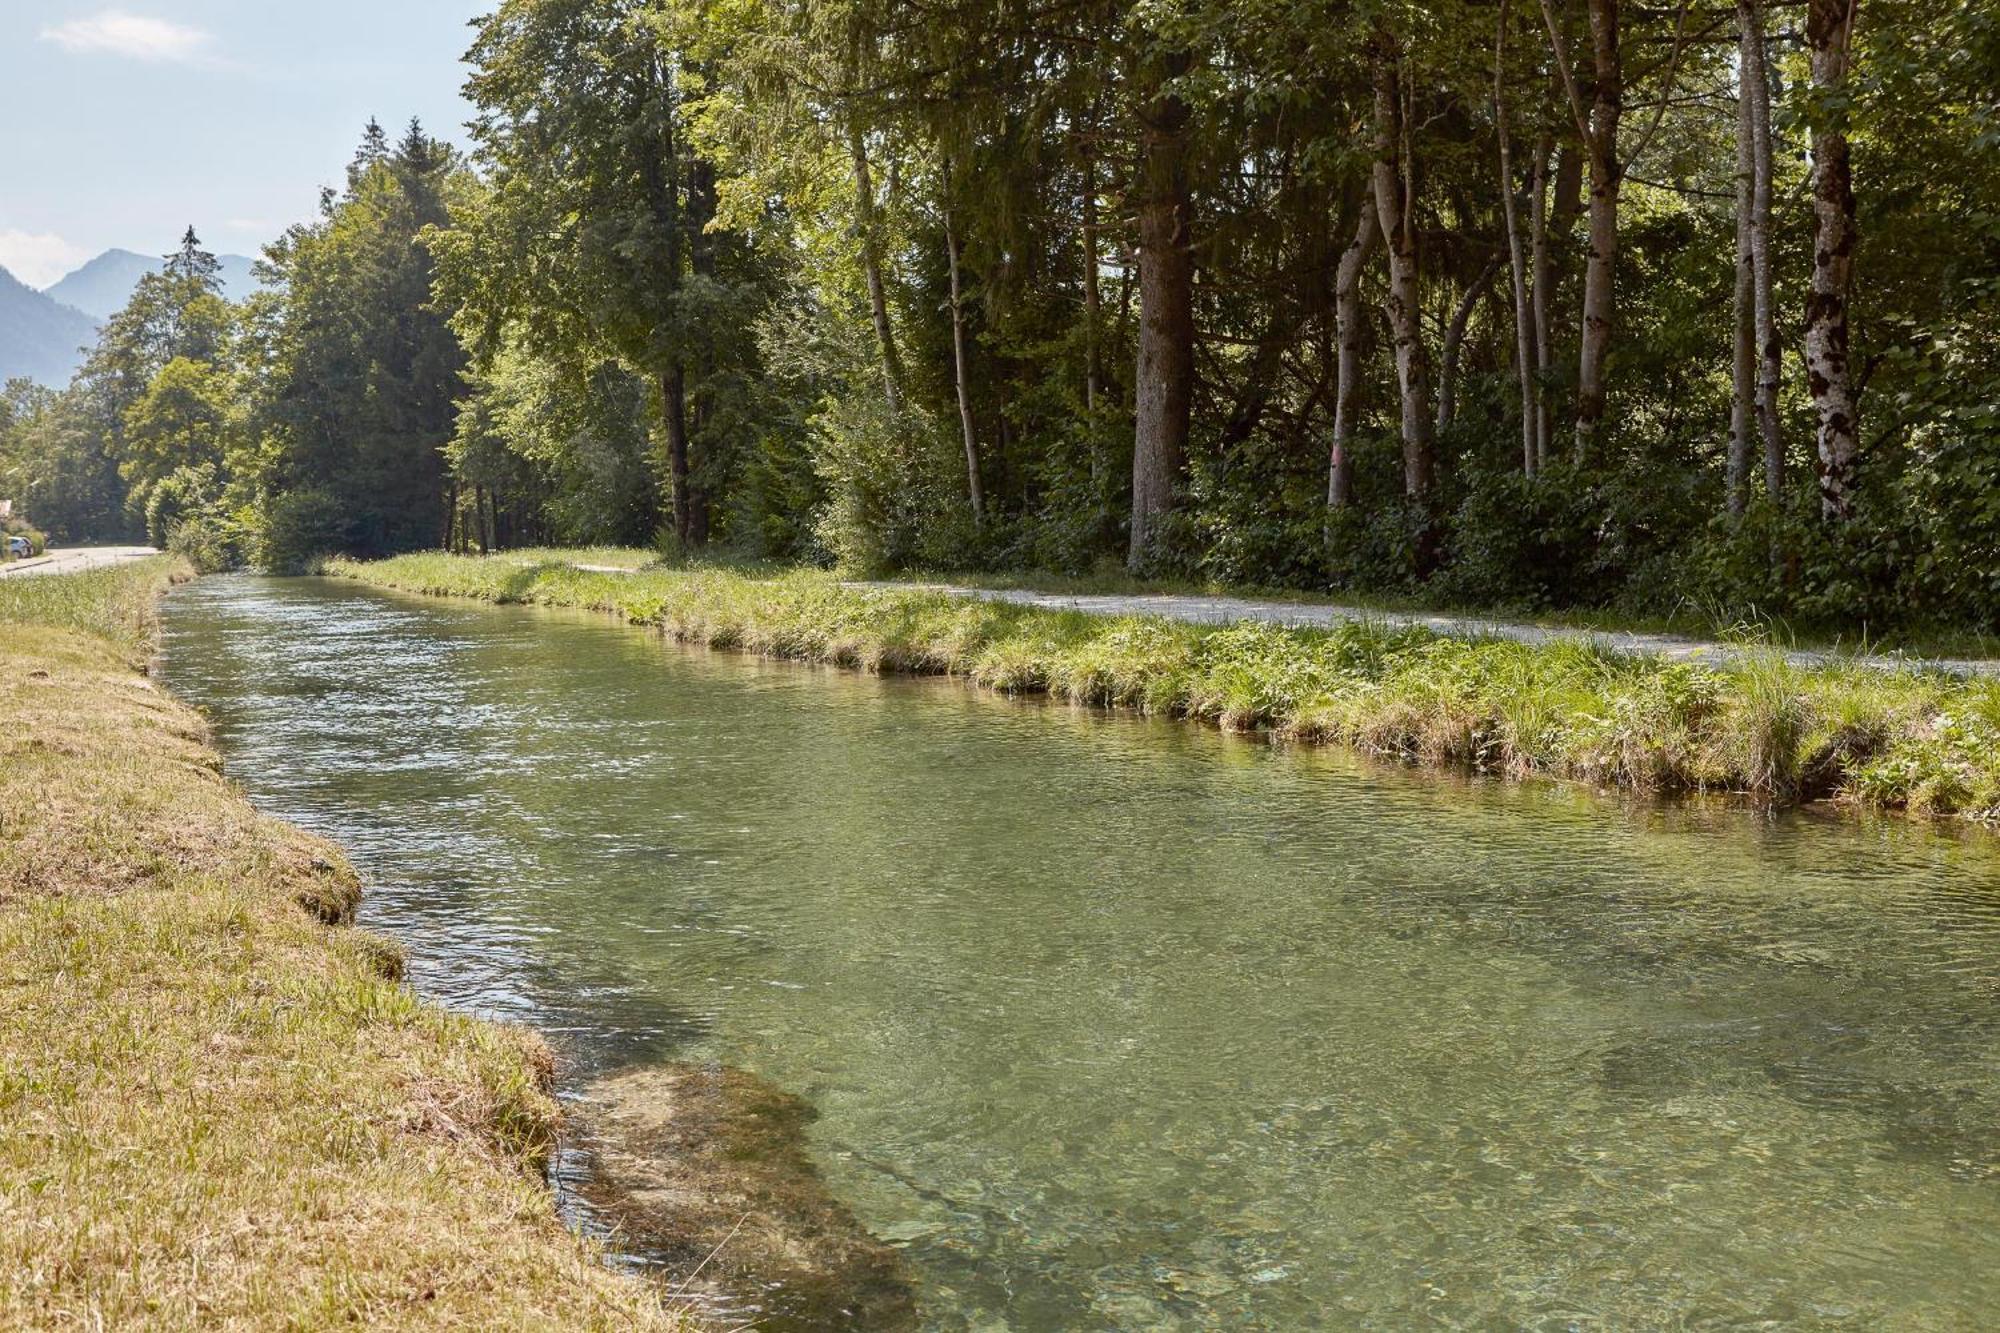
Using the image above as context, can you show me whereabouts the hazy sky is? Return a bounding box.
[1,2,488,287]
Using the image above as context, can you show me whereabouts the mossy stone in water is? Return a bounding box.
[578,1062,915,1330]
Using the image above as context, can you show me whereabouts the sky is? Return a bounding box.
[0,2,489,288]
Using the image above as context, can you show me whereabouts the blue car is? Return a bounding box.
[6,536,31,559]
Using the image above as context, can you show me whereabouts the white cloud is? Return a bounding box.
[0,230,93,290]
[40,10,212,63]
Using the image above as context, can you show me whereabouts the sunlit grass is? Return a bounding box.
[329,551,2000,822]
[0,561,688,1329]
[0,556,191,654]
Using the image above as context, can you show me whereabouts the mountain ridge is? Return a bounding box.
[44,248,262,322]
[0,266,99,387]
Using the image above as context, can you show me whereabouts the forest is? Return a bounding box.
[1,0,1994,634]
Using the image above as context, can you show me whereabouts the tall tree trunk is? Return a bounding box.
[1082,144,1103,415]
[641,52,692,548]
[1530,133,1556,469]
[1328,203,1377,510]
[1541,0,1621,463]
[1371,35,1435,500]
[661,368,691,547]
[1495,0,1540,475]
[1438,253,1504,437]
[1128,51,1195,570]
[687,153,719,546]
[944,197,984,524]
[1575,0,1621,462]
[1743,0,1783,503]
[1805,0,1859,518]
[850,124,902,411]
[1728,9,1758,519]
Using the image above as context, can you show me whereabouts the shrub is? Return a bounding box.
[255,487,351,573]
[166,516,237,573]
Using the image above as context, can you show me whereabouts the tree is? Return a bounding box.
[1494,0,1540,477]
[1127,40,1197,568]
[443,1,694,544]
[1740,0,1782,503]
[1327,202,1376,509]
[1,0,1956,632]
[1370,27,1434,500]
[1805,0,1860,519]
[249,120,467,560]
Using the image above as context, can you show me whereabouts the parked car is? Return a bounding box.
[6,536,31,559]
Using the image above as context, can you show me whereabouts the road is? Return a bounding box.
[850,581,2000,679]
[0,545,158,579]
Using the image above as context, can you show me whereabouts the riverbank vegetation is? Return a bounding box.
[328,553,2000,821]
[0,559,685,1328]
[3,2,1995,643]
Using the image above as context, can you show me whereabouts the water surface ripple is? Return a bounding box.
[160,575,2000,1329]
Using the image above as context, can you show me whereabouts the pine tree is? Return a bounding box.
[348,118,392,193]
[163,227,221,288]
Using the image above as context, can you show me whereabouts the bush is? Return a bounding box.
[255,487,351,573]
[1324,498,1433,594]
[807,392,972,573]
[142,463,224,550]
[166,516,237,573]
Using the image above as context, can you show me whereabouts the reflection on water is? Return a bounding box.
[160,574,2000,1329]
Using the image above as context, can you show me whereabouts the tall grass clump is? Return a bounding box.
[0,555,192,653]
[327,552,2000,824]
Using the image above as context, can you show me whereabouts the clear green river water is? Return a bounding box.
[159,575,2000,1329]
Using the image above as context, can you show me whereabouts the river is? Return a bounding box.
[160,574,2000,1329]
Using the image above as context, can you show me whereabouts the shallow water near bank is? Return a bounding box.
[160,574,2000,1329]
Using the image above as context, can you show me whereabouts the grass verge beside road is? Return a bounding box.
[0,557,684,1329]
[329,552,2000,822]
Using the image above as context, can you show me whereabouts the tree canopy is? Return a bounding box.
[4,0,1995,634]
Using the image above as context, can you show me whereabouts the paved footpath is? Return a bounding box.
[848,580,2000,680]
[0,546,158,579]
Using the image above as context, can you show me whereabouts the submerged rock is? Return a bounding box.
[575,1062,915,1330]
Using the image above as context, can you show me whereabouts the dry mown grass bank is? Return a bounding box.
[0,558,685,1330]
[328,553,2000,822]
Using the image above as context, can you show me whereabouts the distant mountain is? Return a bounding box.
[43,248,262,321]
[218,253,260,302]
[0,265,98,387]
[41,250,151,321]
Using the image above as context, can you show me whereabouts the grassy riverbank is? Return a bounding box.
[0,559,684,1328]
[324,552,2000,822]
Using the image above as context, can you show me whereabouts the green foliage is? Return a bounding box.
[142,462,222,549]
[0,379,129,543]
[449,345,660,548]
[248,122,466,558]
[806,389,973,572]
[254,488,350,575]
[4,0,1997,651]
[165,516,236,574]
